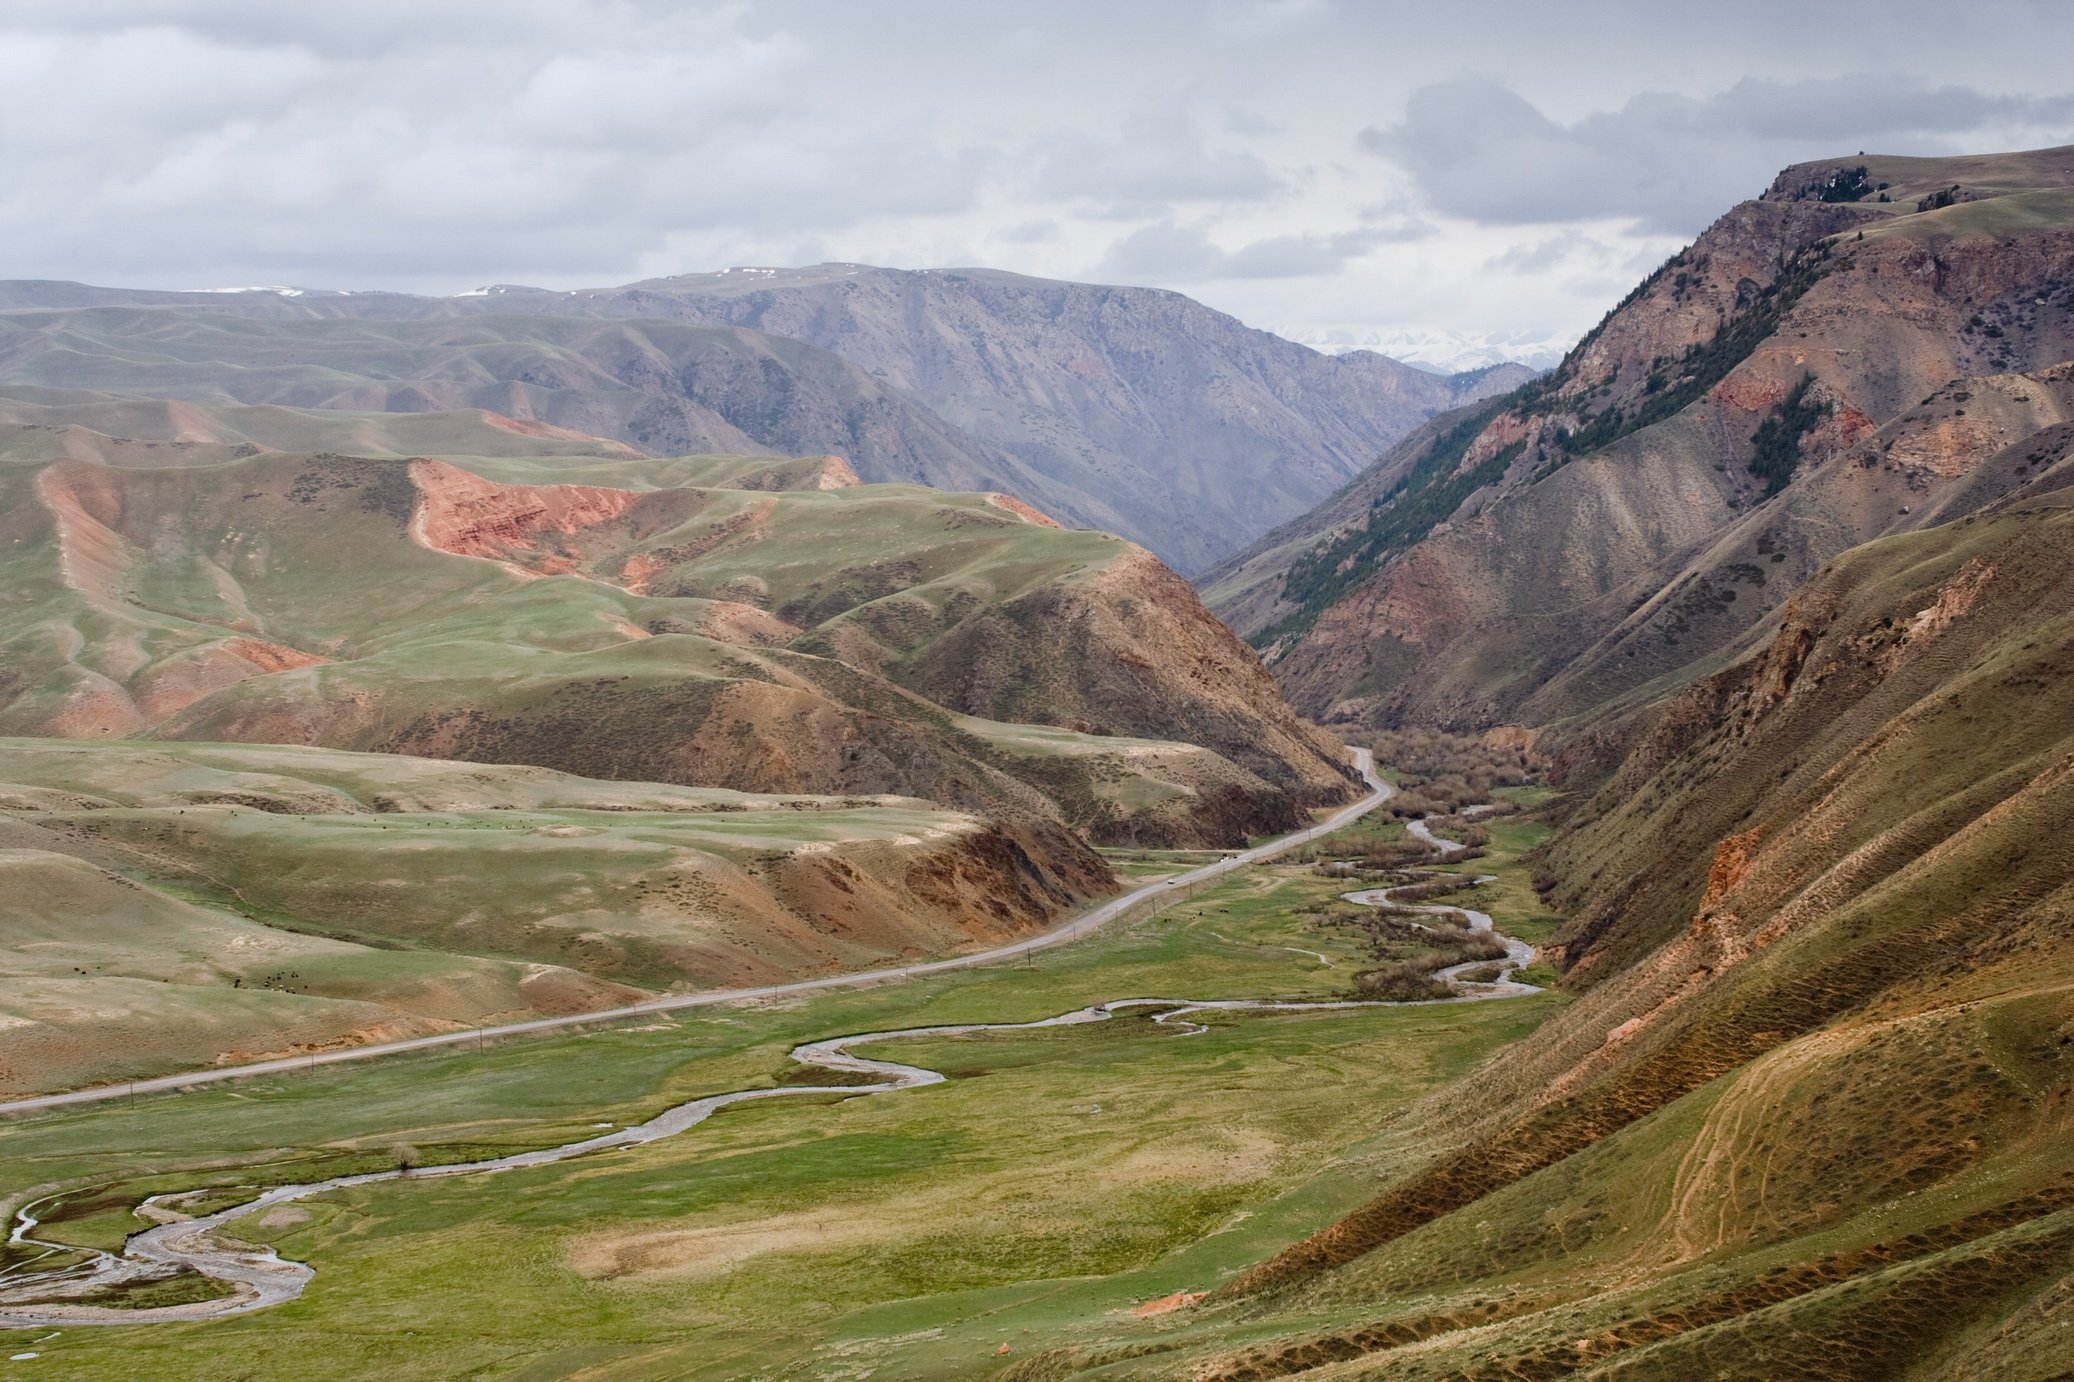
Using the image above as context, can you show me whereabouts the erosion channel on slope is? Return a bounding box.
[0,752,1540,1327]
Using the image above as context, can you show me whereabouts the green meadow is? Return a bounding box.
[0,811,1562,1379]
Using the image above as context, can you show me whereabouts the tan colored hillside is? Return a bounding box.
[982,147,2074,1381]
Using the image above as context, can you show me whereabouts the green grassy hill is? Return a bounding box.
[0,268,1533,574]
[0,738,1112,1096]
[0,420,1352,848]
[0,392,1352,1091]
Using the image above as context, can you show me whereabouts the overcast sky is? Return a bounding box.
[5,2,2072,368]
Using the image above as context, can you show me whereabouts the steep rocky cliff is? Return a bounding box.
[1208,146,2074,731]
[1120,149,2074,1380]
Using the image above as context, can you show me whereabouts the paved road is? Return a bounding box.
[0,750,1393,1117]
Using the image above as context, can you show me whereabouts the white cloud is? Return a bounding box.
[1030,107,1282,213]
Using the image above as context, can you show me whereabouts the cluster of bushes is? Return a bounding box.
[1302,886,1509,1002]
[1350,927,1507,1001]
[1351,961,1454,1001]
[1303,836,1442,873]
[1817,166,1875,202]
[1369,728,1539,818]
[1379,871,1489,904]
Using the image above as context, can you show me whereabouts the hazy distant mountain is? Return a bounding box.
[0,308,1083,516]
[476,266,1536,572]
[0,268,1530,572]
[1283,325,1572,373]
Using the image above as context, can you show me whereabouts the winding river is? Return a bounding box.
[0,768,1538,1327]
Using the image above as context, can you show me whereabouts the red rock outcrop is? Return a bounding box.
[407,458,648,576]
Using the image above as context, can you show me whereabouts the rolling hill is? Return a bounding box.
[1007,479,2072,1382]
[0,738,1111,1096]
[0,395,1360,1090]
[0,406,1352,848]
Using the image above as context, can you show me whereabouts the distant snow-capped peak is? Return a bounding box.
[1284,326,1572,374]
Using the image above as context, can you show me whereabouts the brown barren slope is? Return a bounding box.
[1215,145,2074,735]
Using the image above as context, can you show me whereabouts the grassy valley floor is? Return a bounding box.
[0,812,1561,1379]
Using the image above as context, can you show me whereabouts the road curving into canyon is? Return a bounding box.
[0,792,1540,1327]
[0,750,1401,1120]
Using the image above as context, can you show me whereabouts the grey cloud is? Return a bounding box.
[1096,223,1385,282]
[1207,0,1334,42]
[0,6,982,288]
[1001,220,1064,244]
[1482,231,1596,275]
[1353,209,1439,243]
[10,0,2074,358]
[0,1,721,58]
[1364,75,2074,234]
[1224,104,1282,137]
[1096,224,1225,280]
[1031,108,1281,212]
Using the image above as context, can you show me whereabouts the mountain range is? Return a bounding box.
[1,131,2069,1375]
[0,266,1530,574]
[1208,145,2074,727]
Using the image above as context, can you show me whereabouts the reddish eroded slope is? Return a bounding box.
[479,411,641,454]
[25,459,338,729]
[34,460,132,607]
[895,544,1356,815]
[985,492,1061,527]
[6,441,1351,847]
[394,456,1354,818]
[407,457,662,577]
[809,453,862,489]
